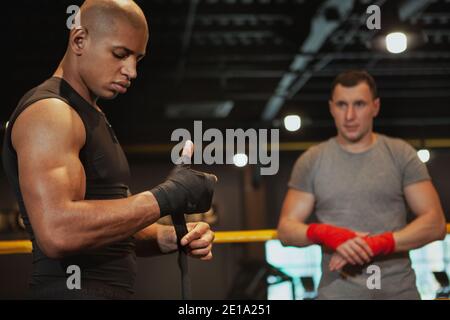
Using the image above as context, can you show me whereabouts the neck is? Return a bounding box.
[336,131,377,153]
[53,54,101,111]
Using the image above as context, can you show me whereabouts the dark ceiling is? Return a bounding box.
[5,0,450,145]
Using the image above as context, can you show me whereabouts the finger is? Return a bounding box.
[350,238,373,262]
[186,222,207,232]
[337,246,357,265]
[329,254,340,267]
[329,258,335,270]
[330,253,347,271]
[336,245,356,265]
[182,140,194,158]
[207,173,218,183]
[188,233,214,250]
[177,140,194,165]
[200,251,213,261]
[329,258,338,271]
[180,225,204,246]
[348,240,371,263]
[189,244,212,257]
[346,243,366,265]
[186,222,197,232]
[330,259,347,271]
[354,237,374,257]
[335,259,347,270]
[355,231,369,238]
[336,248,354,265]
[188,238,211,250]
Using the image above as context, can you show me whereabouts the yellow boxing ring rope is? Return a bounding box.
[0,224,449,255]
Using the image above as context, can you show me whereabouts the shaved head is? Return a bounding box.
[78,0,148,40]
[59,0,149,102]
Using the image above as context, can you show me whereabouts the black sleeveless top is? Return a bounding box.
[2,77,136,296]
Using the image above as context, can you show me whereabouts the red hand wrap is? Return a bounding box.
[364,232,395,256]
[306,223,357,251]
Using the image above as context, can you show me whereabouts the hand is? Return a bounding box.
[334,232,373,266]
[151,140,217,217]
[329,251,347,272]
[157,222,215,259]
[181,222,215,260]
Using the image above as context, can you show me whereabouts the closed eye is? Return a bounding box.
[113,52,128,60]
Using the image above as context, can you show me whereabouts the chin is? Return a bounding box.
[99,90,119,100]
[343,132,363,143]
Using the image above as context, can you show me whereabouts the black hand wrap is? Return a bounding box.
[151,164,216,217]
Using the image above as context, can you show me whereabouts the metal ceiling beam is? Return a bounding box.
[156,65,450,79]
[261,0,355,120]
[311,67,450,77]
[261,0,434,121]
[147,50,450,64]
[399,0,432,21]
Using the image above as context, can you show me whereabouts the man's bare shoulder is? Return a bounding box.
[11,98,86,152]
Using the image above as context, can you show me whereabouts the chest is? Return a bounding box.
[80,117,130,185]
[313,150,403,209]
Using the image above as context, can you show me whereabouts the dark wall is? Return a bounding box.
[427,150,450,221]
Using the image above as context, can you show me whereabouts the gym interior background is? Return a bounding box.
[1,0,450,299]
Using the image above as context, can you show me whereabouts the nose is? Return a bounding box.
[345,105,356,121]
[122,58,137,80]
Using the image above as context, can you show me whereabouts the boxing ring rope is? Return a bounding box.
[1,224,449,255]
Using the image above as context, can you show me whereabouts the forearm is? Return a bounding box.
[40,191,161,256]
[278,218,312,247]
[393,211,446,252]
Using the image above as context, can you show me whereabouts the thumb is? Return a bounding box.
[176,140,194,166]
[205,172,218,184]
[355,231,370,238]
[182,140,194,159]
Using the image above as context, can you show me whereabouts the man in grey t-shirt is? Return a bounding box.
[277,70,446,299]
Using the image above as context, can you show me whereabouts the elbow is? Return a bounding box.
[32,205,86,259]
[37,234,69,259]
[435,211,447,241]
[437,220,447,241]
[277,225,290,247]
[36,226,79,259]
[429,214,447,242]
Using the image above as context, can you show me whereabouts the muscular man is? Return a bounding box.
[2,0,216,299]
[277,70,446,299]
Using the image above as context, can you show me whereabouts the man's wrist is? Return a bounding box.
[306,223,357,250]
[156,223,178,254]
[149,185,171,217]
[364,232,395,256]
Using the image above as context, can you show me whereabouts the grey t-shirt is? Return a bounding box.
[288,134,430,299]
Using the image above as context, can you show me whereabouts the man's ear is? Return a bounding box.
[69,27,88,56]
[373,98,380,117]
[328,99,334,117]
